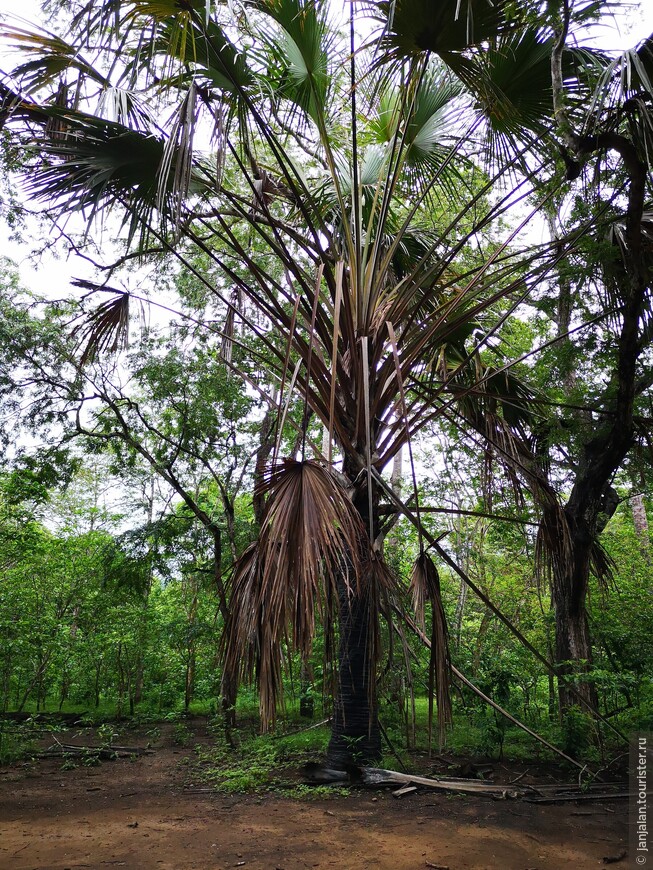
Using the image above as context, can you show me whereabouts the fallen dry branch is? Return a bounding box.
[304,764,528,798]
[350,766,527,798]
[305,763,630,804]
[0,711,89,723]
[392,785,418,798]
[38,743,154,760]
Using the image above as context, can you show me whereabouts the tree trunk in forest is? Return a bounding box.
[2,659,10,712]
[185,652,195,712]
[253,404,277,528]
[472,609,493,678]
[18,652,51,712]
[299,659,314,719]
[631,493,650,558]
[550,494,616,714]
[135,478,155,707]
[325,577,382,768]
[454,576,467,649]
[553,581,596,713]
[381,446,403,555]
[133,659,144,706]
[94,661,101,708]
[220,669,238,733]
[545,54,649,718]
[116,643,126,718]
[325,459,382,769]
[212,524,238,729]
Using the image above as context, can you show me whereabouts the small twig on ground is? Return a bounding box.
[509,769,530,784]
[392,785,418,798]
[272,718,330,738]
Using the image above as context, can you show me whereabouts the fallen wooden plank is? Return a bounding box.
[526,781,627,793]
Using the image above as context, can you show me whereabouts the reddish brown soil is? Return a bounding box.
[0,719,628,870]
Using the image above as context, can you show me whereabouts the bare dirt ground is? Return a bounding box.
[0,718,628,870]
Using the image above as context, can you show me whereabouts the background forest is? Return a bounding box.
[0,0,652,772]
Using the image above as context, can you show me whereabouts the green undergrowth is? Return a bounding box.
[0,716,69,764]
[187,721,347,798]
[379,697,616,767]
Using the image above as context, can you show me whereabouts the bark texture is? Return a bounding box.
[325,577,382,768]
[326,456,382,768]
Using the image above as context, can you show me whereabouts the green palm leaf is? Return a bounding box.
[251,0,332,125]
[376,0,529,70]
[23,110,200,245]
[0,24,109,93]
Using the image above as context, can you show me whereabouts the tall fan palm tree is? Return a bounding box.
[0,0,630,759]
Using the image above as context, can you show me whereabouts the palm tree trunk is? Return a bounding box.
[326,458,382,768]
[326,576,382,767]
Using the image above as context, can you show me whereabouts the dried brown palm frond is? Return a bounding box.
[536,502,616,601]
[157,80,198,239]
[589,538,617,591]
[408,551,452,752]
[70,289,130,366]
[220,287,242,365]
[221,541,262,696]
[366,554,395,697]
[379,582,419,748]
[222,458,371,728]
[534,502,574,589]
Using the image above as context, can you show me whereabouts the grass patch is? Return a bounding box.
[0,716,66,764]
[189,721,340,798]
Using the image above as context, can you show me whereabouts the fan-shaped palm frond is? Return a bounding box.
[96,87,156,130]
[467,27,558,164]
[21,108,212,245]
[249,0,333,127]
[0,23,109,92]
[375,0,530,66]
[368,65,469,197]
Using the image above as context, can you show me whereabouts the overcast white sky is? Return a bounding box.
[1,0,653,299]
[2,0,653,44]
